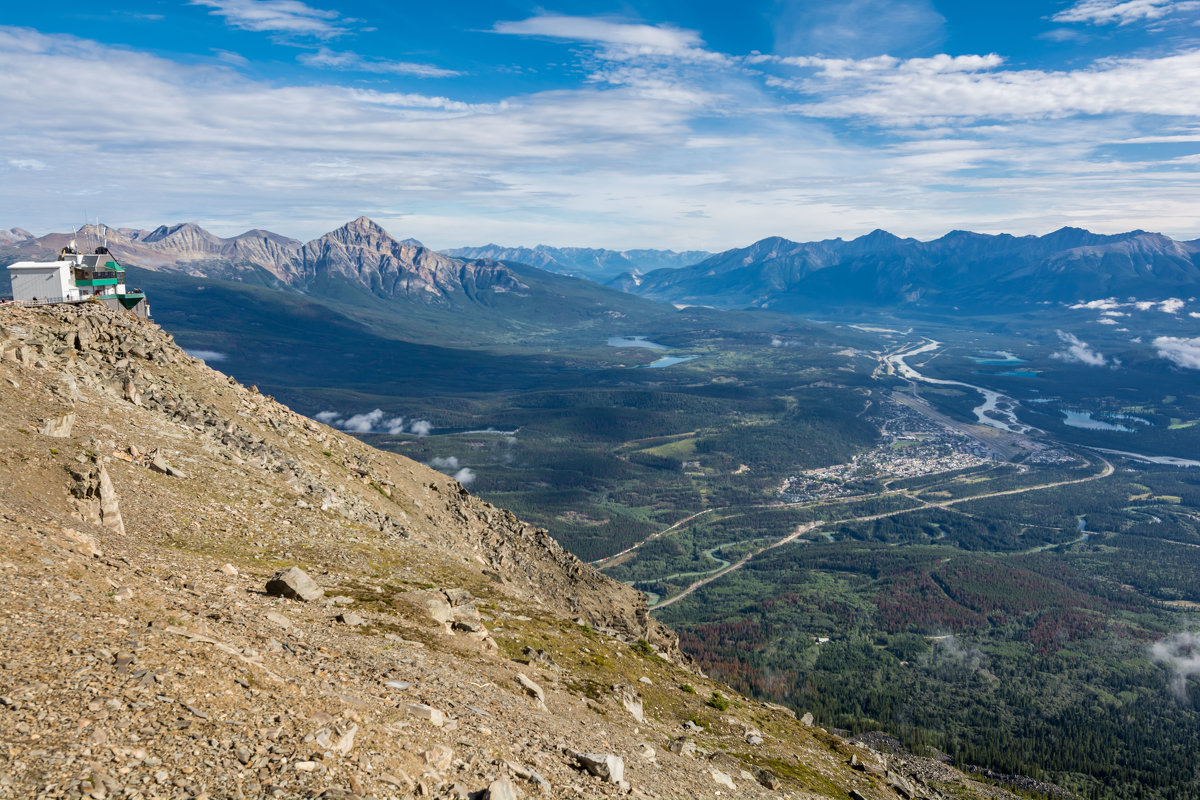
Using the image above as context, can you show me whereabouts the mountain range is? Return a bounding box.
[443,243,712,282]
[614,227,1200,311]
[6,219,1199,318]
[0,218,702,349]
[0,218,522,300]
[0,219,708,297]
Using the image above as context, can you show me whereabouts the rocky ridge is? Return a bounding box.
[440,245,712,283]
[0,220,526,304]
[615,226,1200,311]
[0,302,1034,800]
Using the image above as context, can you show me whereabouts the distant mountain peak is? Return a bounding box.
[0,227,33,244]
[345,216,387,233]
[860,228,900,240]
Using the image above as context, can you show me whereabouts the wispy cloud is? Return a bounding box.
[768,50,1200,123]
[212,48,249,66]
[298,48,460,78]
[493,14,723,62]
[771,0,947,60]
[1051,331,1111,366]
[1053,0,1200,26]
[7,158,46,171]
[190,0,346,38]
[753,52,1004,77]
[1153,336,1200,369]
[453,467,476,485]
[183,348,228,362]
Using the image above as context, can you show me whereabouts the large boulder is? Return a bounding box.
[265,566,324,602]
[41,412,75,438]
[571,752,623,784]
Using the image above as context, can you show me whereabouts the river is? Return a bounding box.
[1093,448,1200,468]
[886,341,1031,434]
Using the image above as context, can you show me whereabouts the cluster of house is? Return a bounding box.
[5,243,150,318]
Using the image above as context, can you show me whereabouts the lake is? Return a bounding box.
[644,356,699,368]
[968,351,1026,365]
[974,370,1039,378]
[607,336,668,350]
[1063,410,1135,432]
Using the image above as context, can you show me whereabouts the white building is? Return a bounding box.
[8,260,76,302]
[7,247,149,317]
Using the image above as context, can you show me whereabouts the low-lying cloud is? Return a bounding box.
[313,409,432,435]
[1150,632,1200,701]
[184,348,228,362]
[1069,297,1188,314]
[1153,336,1200,369]
[425,456,476,484]
[1051,331,1111,367]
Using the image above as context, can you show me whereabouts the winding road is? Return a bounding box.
[589,508,718,569]
[649,455,1113,610]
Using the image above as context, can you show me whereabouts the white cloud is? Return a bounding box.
[1051,331,1110,366]
[212,49,250,66]
[298,48,460,78]
[1070,297,1126,310]
[1070,297,1190,314]
[428,456,459,469]
[184,348,228,361]
[493,14,720,62]
[1150,632,1200,701]
[770,0,947,60]
[777,50,1200,123]
[190,0,345,38]
[2,26,1200,249]
[754,52,1004,77]
[313,408,422,434]
[1053,0,1200,25]
[452,467,476,485]
[8,158,46,171]
[340,409,387,432]
[1153,336,1200,369]
[1096,317,1120,324]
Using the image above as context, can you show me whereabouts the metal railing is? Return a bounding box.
[5,296,91,307]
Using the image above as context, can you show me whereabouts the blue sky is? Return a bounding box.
[1,1,1198,248]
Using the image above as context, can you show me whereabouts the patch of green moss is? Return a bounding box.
[749,754,844,797]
